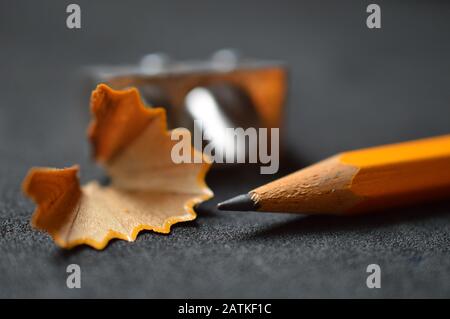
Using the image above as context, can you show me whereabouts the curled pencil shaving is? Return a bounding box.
[22,84,212,249]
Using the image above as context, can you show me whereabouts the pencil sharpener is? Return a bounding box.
[84,49,288,163]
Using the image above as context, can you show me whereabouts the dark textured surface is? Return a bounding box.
[0,0,449,298]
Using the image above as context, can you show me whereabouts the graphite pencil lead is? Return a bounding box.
[217,194,258,211]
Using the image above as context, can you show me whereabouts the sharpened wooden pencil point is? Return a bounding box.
[217,194,258,211]
[218,134,450,215]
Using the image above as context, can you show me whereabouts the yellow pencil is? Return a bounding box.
[218,135,450,215]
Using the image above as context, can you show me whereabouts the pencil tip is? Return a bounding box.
[217,194,257,211]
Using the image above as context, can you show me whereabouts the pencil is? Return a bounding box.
[217,135,450,215]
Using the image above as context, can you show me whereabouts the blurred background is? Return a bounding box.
[0,0,449,298]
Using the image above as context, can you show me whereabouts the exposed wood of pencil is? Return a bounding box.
[223,135,450,214]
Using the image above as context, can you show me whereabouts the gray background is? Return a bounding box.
[0,0,449,298]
